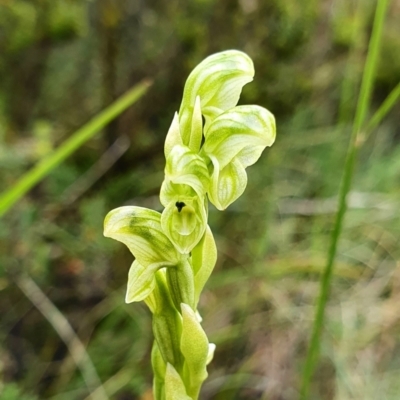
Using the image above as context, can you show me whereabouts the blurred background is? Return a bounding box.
[0,0,400,399]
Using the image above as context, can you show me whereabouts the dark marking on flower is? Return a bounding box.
[175,201,186,212]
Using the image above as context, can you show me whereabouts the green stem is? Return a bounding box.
[0,80,151,218]
[300,0,389,398]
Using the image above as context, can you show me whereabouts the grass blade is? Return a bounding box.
[15,274,109,400]
[300,0,390,398]
[365,80,400,134]
[0,79,151,217]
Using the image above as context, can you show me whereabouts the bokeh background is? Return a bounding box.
[1,0,400,399]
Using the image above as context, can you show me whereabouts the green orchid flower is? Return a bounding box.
[104,206,181,303]
[160,144,210,254]
[201,105,276,210]
[104,50,276,400]
[179,50,254,142]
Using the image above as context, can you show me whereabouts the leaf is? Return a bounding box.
[151,341,166,400]
[152,271,184,368]
[180,303,209,399]
[125,260,165,303]
[165,363,192,400]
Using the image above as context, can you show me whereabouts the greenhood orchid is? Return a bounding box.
[104,49,276,400]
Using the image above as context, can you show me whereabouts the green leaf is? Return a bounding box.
[179,50,254,143]
[104,206,180,266]
[180,303,209,399]
[188,96,203,153]
[192,226,217,306]
[166,258,195,310]
[0,80,151,218]
[165,363,192,400]
[152,271,184,368]
[151,341,166,400]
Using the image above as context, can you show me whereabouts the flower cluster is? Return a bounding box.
[104,50,276,400]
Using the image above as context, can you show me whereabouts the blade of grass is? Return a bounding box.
[15,274,109,400]
[364,80,400,134]
[337,0,367,126]
[300,0,390,398]
[0,79,151,218]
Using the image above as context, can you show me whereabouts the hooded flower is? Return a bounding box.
[179,50,255,146]
[160,142,210,254]
[104,206,180,302]
[202,105,276,210]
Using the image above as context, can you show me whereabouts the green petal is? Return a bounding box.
[161,196,208,254]
[179,50,254,143]
[165,363,192,400]
[203,105,276,169]
[165,112,183,159]
[104,206,179,266]
[125,260,165,303]
[208,157,247,210]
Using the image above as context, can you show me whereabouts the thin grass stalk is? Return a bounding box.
[16,274,109,400]
[0,80,151,218]
[300,0,390,398]
[365,81,400,134]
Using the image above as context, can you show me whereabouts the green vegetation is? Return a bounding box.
[1,0,400,399]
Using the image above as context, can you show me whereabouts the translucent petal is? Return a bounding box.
[104,206,179,266]
[208,157,248,210]
[179,50,254,143]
